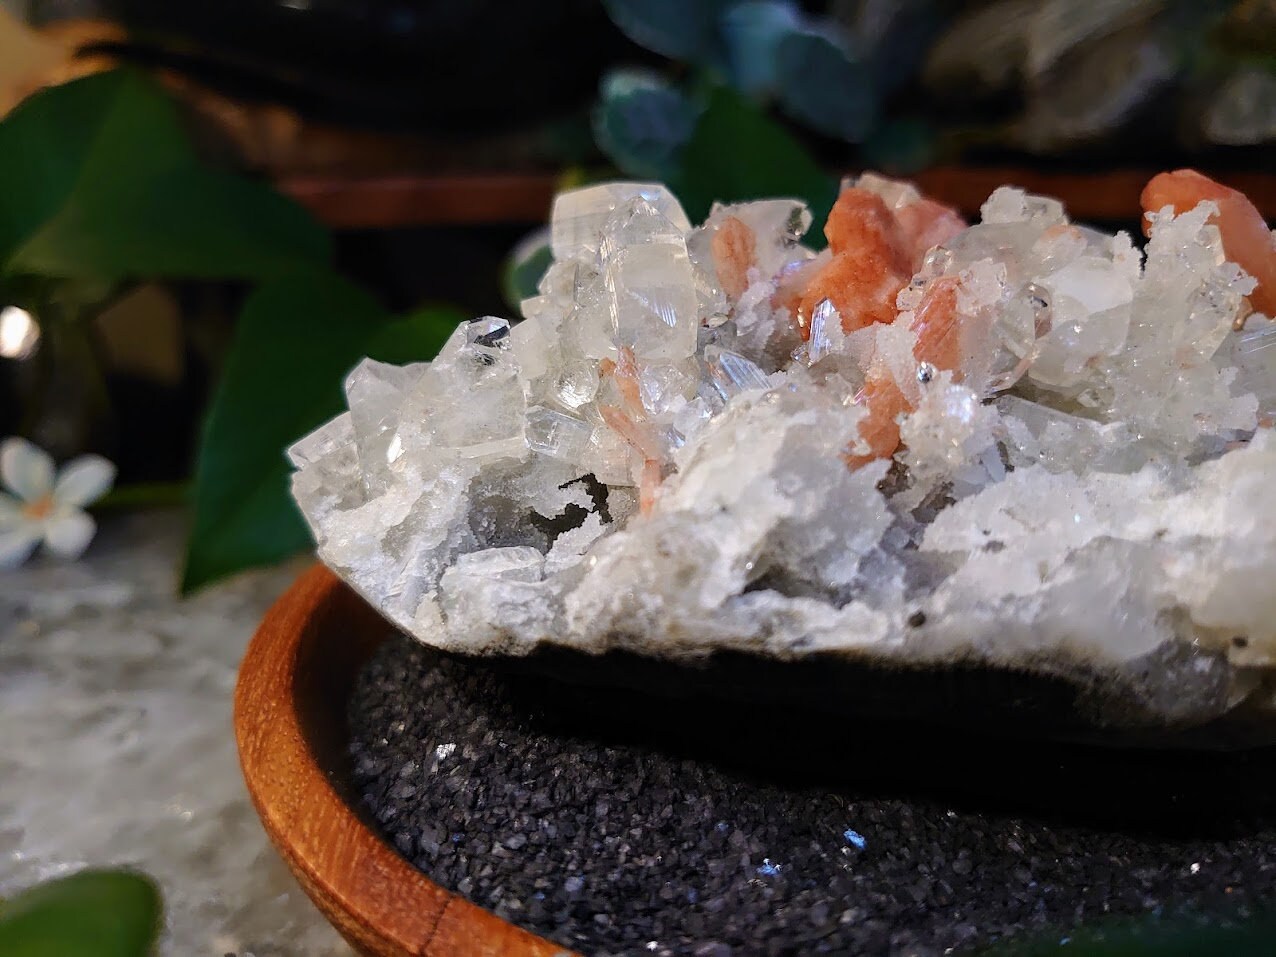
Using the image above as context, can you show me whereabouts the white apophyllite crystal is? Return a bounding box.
[524,406,594,463]
[601,201,700,364]
[551,182,693,264]
[344,359,424,491]
[1222,317,1276,423]
[901,372,1001,491]
[291,173,1276,733]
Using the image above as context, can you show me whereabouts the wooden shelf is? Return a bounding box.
[913,166,1276,224]
[277,172,560,230]
[277,167,1276,230]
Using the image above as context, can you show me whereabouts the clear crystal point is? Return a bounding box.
[704,345,771,398]
[551,182,691,264]
[601,203,699,362]
[525,406,594,463]
[344,359,422,486]
[466,316,511,349]
[639,362,696,415]
[288,411,354,469]
[806,298,842,364]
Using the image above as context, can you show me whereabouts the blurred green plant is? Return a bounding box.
[501,227,554,310]
[0,71,328,287]
[596,0,1273,180]
[184,273,462,592]
[0,869,161,957]
[0,69,464,589]
[599,0,934,164]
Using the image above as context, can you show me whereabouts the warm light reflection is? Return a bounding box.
[0,306,38,360]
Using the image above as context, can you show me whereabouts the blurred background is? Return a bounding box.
[0,0,1271,586]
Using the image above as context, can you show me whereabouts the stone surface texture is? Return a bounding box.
[0,511,350,956]
[293,175,1276,732]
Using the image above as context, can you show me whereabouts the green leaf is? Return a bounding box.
[593,69,703,182]
[602,0,734,67]
[0,869,161,957]
[501,227,552,312]
[182,272,464,592]
[773,25,877,143]
[670,84,838,234]
[721,1,802,95]
[366,306,466,366]
[0,70,329,284]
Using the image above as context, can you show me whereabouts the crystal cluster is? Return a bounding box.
[292,173,1276,729]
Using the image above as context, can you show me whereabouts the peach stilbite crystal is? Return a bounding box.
[1141,169,1276,317]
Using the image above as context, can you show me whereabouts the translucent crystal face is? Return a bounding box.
[290,173,1276,732]
[551,182,694,264]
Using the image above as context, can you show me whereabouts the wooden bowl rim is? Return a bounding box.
[234,563,577,957]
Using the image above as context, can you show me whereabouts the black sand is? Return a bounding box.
[347,634,1276,956]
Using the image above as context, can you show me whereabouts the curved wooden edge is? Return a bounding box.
[235,563,577,957]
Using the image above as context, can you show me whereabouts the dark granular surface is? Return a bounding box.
[347,635,1276,957]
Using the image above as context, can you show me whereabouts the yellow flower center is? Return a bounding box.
[23,494,53,520]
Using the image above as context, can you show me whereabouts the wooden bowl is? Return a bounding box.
[233,563,577,957]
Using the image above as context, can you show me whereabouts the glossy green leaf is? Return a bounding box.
[0,869,161,957]
[182,272,464,592]
[0,70,329,284]
[721,1,802,95]
[861,117,937,174]
[602,0,733,67]
[670,84,837,234]
[593,69,702,182]
[855,0,945,97]
[773,25,877,143]
[501,227,552,312]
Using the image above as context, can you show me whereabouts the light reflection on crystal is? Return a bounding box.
[466,316,511,349]
[807,298,841,364]
[555,361,599,408]
[525,406,594,462]
[705,346,771,399]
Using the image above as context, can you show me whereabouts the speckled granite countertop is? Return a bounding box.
[0,510,350,957]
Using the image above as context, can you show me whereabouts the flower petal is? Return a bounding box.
[1,437,54,501]
[53,454,116,507]
[0,493,22,527]
[42,508,96,560]
[0,523,41,569]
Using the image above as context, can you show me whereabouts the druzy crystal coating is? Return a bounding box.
[292,175,1276,730]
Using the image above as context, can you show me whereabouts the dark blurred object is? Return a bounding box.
[601,0,1275,173]
[84,0,632,133]
[921,0,1276,163]
[335,223,528,316]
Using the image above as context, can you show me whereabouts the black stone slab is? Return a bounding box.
[347,634,1276,957]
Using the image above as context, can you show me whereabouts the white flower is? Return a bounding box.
[0,437,116,569]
